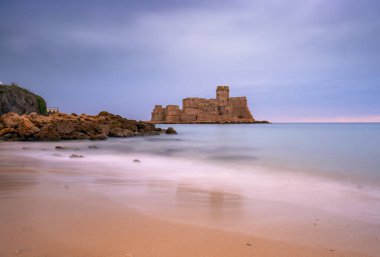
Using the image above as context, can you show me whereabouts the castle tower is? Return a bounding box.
[216,85,229,106]
[151,105,165,122]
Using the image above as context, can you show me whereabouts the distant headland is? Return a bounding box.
[0,83,176,141]
[151,85,268,124]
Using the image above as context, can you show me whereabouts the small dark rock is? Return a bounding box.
[133,159,141,163]
[254,120,270,124]
[55,146,65,150]
[88,145,98,149]
[165,127,177,134]
[69,154,84,158]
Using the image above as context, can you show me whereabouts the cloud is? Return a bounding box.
[0,0,379,120]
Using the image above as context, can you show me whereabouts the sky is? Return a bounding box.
[0,0,379,122]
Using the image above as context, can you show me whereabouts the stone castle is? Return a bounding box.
[151,86,255,123]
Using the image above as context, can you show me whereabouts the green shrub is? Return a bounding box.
[36,96,47,115]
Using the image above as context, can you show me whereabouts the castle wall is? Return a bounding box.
[165,105,181,123]
[229,97,254,120]
[151,86,255,123]
[151,105,165,122]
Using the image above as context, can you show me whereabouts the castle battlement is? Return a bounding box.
[216,85,230,91]
[151,85,254,123]
[166,105,180,109]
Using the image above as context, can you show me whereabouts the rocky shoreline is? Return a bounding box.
[0,111,176,141]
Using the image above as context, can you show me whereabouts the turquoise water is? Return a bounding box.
[122,123,380,186]
[4,123,379,189]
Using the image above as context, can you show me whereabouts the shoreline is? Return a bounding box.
[0,166,374,257]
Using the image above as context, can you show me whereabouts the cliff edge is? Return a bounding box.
[0,83,47,115]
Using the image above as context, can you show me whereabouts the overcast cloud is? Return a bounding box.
[0,0,379,121]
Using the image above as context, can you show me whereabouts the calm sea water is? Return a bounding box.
[4,123,379,187]
[126,123,380,186]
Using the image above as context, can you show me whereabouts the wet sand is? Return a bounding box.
[0,173,371,257]
[0,162,378,257]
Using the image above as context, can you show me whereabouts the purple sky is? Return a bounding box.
[0,0,379,121]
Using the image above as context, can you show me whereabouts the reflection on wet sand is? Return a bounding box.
[176,184,242,222]
[0,169,39,201]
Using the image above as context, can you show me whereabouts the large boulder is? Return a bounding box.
[0,128,15,137]
[1,112,21,128]
[61,132,90,140]
[56,120,77,135]
[36,125,60,141]
[90,133,108,140]
[0,112,40,139]
[17,116,40,138]
[109,128,134,137]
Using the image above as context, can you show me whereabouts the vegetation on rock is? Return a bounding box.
[36,96,47,115]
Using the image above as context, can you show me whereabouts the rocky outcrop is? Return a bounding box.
[151,85,255,124]
[0,111,176,141]
[165,127,177,134]
[0,84,47,115]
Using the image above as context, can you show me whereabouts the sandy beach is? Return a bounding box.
[0,169,373,257]
[1,140,379,257]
